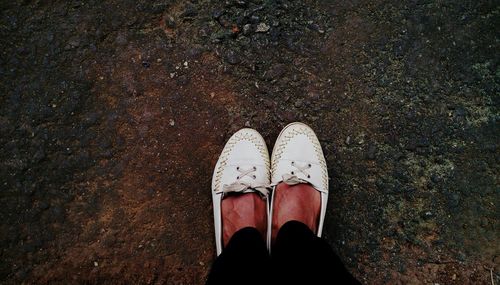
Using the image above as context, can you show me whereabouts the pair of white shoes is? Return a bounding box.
[211,122,329,255]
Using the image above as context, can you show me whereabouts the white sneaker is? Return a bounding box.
[268,122,329,250]
[211,128,270,256]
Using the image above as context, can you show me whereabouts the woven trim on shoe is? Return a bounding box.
[271,126,328,190]
[213,132,270,192]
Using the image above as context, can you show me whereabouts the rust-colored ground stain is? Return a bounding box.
[28,41,243,283]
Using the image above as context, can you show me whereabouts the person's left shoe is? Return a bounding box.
[211,128,271,256]
[267,122,329,251]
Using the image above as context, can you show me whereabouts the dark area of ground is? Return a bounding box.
[0,0,498,284]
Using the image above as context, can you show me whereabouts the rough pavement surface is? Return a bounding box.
[1,0,498,284]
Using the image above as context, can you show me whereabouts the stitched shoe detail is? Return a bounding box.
[270,124,328,192]
[213,130,270,194]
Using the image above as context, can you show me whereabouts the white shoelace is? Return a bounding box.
[235,166,257,180]
[220,162,315,197]
[289,161,312,178]
[222,166,269,197]
[276,161,314,187]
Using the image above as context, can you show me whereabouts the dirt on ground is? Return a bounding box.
[0,0,498,284]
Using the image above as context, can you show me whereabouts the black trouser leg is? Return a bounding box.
[206,227,270,285]
[272,221,360,285]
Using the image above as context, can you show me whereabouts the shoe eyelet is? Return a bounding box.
[291,161,295,165]
[237,176,240,179]
[236,166,240,170]
[252,175,256,179]
[307,175,311,178]
[291,171,294,175]
[253,166,257,170]
[308,163,311,167]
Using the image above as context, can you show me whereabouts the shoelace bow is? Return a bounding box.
[221,161,315,197]
[222,166,269,197]
[280,161,312,185]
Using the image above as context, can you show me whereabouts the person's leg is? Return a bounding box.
[207,226,270,285]
[271,183,360,284]
[272,220,360,284]
[206,193,270,284]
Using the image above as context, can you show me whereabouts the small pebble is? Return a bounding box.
[243,24,252,35]
[255,23,270,33]
[115,32,128,46]
[212,9,224,20]
[345,136,351,145]
[225,50,241,65]
[165,15,176,28]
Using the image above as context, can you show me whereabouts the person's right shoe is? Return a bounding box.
[267,122,329,250]
[212,128,270,256]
